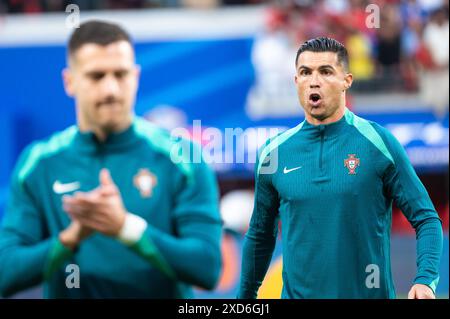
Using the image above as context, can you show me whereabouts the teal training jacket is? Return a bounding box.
[0,117,222,298]
[239,108,443,299]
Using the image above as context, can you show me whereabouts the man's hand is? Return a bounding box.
[63,169,127,237]
[408,284,435,299]
[59,220,94,251]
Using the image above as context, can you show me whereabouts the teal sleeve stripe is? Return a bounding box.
[344,108,395,164]
[129,232,176,280]
[18,126,77,184]
[429,277,439,293]
[134,117,198,182]
[43,239,74,280]
[257,121,305,176]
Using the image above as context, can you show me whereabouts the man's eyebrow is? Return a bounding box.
[86,67,130,74]
[297,65,336,71]
[298,65,311,71]
[86,70,105,75]
[318,65,336,70]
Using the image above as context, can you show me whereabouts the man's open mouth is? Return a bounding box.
[309,93,322,106]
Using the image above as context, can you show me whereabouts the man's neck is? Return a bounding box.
[306,106,346,126]
[78,119,133,142]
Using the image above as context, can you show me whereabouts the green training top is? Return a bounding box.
[239,108,443,299]
[0,117,222,298]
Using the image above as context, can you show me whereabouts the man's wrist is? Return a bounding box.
[58,231,79,251]
[116,212,148,245]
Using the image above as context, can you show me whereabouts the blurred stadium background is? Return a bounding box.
[0,0,448,298]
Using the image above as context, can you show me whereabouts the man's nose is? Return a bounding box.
[309,72,321,88]
[100,74,120,96]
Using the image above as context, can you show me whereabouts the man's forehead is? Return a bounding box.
[297,51,339,68]
[70,41,135,68]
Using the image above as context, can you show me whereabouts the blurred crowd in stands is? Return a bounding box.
[0,0,448,115]
[254,0,449,116]
[0,0,263,11]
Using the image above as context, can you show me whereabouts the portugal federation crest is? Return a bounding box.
[133,168,157,198]
[344,154,360,175]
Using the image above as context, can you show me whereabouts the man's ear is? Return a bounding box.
[62,68,75,97]
[344,72,353,91]
[132,64,141,92]
[135,64,141,78]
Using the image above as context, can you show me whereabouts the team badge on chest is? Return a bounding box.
[133,168,157,198]
[344,154,360,175]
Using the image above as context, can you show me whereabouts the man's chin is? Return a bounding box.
[309,108,327,121]
[99,117,132,133]
[97,120,122,134]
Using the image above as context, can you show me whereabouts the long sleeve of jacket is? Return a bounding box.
[238,145,280,299]
[0,145,73,297]
[378,125,443,293]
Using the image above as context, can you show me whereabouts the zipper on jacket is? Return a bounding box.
[319,125,325,171]
[97,143,106,171]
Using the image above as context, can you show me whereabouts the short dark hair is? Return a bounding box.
[68,20,132,57]
[295,37,349,71]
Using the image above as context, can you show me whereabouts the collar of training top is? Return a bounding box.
[74,119,142,153]
[301,108,350,138]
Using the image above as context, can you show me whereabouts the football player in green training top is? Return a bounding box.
[238,37,443,299]
[0,20,222,298]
